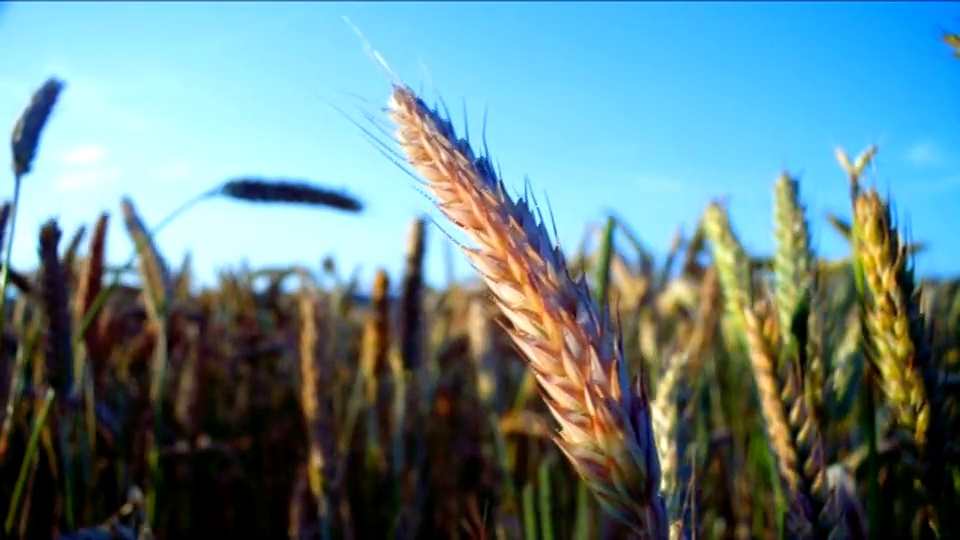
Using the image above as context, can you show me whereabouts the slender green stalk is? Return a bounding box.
[0,306,29,461]
[59,414,75,529]
[594,216,616,308]
[522,482,537,540]
[569,215,614,539]
[489,411,517,512]
[5,387,55,534]
[573,478,591,540]
[851,245,880,537]
[0,174,23,360]
[537,459,555,540]
[146,319,168,529]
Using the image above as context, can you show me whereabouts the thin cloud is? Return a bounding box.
[635,176,690,194]
[905,140,943,168]
[0,78,30,100]
[632,175,729,201]
[35,62,160,134]
[54,166,121,192]
[149,161,193,182]
[922,174,960,195]
[59,143,106,166]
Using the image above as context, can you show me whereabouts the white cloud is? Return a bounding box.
[54,166,121,192]
[634,176,693,194]
[59,143,105,166]
[906,140,942,168]
[645,178,685,194]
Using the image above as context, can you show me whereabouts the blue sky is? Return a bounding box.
[0,2,958,292]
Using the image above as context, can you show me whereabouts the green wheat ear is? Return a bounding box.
[703,201,752,336]
[773,172,813,358]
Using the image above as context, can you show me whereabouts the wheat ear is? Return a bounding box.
[385,84,668,539]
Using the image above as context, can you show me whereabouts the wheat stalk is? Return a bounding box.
[384,83,668,539]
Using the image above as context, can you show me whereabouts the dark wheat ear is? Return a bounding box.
[38,219,73,398]
[218,178,364,212]
[11,78,64,178]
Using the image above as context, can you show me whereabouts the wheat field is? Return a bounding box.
[0,34,958,540]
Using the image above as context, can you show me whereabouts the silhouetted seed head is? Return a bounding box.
[76,213,109,367]
[219,178,364,213]
[6,268,35,298]
[11,78,65,177]
[121,197,171,324]
[399,217,425,371]
[39,219,73,396]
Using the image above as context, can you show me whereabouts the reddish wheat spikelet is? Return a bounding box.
[120,198,171,323]
[361,268,394,473]
[385,84,668,539]
[62,224,87,288]
[75,213,108,373]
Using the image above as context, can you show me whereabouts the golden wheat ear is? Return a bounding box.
[382,82,669,539]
